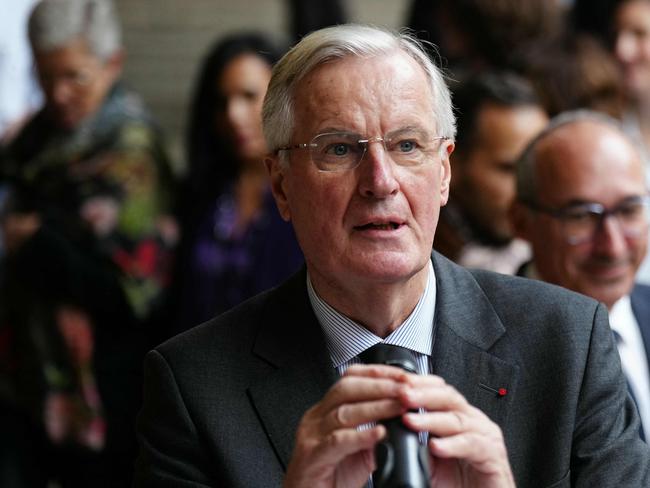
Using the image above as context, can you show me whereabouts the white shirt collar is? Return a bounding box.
[307,261,436,369]
[610,294,635,340]
[609,294,650,440]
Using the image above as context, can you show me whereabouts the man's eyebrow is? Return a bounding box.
[314,127,360,135]
[560,199,593,208]
[560,195,647,208]
[617,194,650,203]
[312,126,431,137]
[386,126,431,137]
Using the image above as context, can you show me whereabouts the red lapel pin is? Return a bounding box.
[479,383,508,397]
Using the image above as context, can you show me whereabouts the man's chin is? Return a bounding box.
[581,280,632,309]
[583,261,634,283]
[349,253,429,284]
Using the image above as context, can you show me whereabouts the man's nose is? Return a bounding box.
[356,140,399,199]
[48,80,74,106]
[592,215,628,256]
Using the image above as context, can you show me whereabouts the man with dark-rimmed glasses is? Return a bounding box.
[512,109,650,441]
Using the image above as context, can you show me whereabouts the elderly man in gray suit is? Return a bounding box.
[512,110,650,442]
[135,25,650,487]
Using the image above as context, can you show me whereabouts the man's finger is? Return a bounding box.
[319,398,405,433]
[316,374,404,413]
[402,410,480,437]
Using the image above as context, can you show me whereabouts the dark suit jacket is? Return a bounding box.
[134,253,650,487]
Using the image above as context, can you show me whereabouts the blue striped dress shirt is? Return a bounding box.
[306,260,436,376]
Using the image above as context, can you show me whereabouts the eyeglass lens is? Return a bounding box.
[562,198,650,244]
[309,129,440,171]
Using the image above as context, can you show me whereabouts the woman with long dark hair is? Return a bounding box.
[173,33,303,331]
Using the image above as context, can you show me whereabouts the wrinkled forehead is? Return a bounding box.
[292,51,436,134]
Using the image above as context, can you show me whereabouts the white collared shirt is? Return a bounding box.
[306,260,436,376]
[610,295,650,440]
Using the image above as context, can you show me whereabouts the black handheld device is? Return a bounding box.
[359,343,431,488]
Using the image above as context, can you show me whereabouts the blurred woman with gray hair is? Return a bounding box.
[0,0,176,485]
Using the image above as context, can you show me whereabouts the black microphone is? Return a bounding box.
[359,343,431,488]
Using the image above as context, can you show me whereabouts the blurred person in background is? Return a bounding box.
[1,0,177,324]
[434,72,547,274]
[172,33,302,333]
[512,110,650,440]
[0,0,176,485]
[612,0,650,162]
[405,0,564,76]
[611,0,650,283]
[524,33,626,119]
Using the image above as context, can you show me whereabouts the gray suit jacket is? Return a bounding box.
[134,253,650,487]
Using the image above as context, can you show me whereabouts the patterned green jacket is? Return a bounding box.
[1,82,177,322]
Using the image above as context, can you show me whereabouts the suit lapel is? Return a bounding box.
[247,271,338,469]
[431,253,519,426]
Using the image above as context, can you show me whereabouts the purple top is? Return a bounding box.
[177,187,303,329]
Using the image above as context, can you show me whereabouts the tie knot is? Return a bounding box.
[358,343,418,373]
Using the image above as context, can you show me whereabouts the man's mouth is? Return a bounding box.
[355,222,401,231]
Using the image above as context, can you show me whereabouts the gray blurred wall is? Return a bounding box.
[114,0,410,172]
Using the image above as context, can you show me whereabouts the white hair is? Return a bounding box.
[28,0,121,61]
[262,24,456,157]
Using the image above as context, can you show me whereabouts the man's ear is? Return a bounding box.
[264,155,291,221]
[439,141,454,206]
